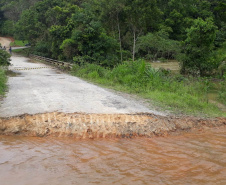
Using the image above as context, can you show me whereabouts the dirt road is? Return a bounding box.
[0,55,164,117]
[0,37,11,49]
[0,37,28,50]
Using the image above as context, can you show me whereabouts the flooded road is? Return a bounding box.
[0,127,226,185]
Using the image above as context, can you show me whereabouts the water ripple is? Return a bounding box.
[0,127,226,185]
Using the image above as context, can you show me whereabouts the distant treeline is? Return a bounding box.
[0,0,225,76]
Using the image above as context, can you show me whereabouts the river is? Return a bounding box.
[0,127,225,185]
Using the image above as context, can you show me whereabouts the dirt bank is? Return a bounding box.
[0,112,225,139]
[0,37,11,48]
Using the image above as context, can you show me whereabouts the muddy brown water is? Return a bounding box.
[0,127,225,185]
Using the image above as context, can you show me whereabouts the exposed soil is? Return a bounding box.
[0,112,225,139]
[0,37,11,48]
[4,36,14,42]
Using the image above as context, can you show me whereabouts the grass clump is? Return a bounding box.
[71,60,225,117]
[10,40,29,47]
[217,77,226,106]
[0,68,7,96]
[0,49,10,96]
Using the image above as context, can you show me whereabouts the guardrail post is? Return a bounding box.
[29,54,73,69]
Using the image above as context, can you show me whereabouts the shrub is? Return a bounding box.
[0,50,11,66]
[33,41,51,57]
[0,69,7,95]
[218,78,226,105]
[181,18,217,76]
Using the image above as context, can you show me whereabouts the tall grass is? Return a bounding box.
[71,60,225,117]
[12,48,30,57]
[218,77,226,106]
[0,68,7,96]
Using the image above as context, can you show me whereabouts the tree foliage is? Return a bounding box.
[137,31,180,61]
[181,18,217,76]
[0,0,225,74]
[0,50,11,66]
[70,4,119,66]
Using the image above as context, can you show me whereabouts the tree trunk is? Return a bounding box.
[132,27,136,62]
[117,13,123,62]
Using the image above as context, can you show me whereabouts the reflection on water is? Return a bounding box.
[0,127,226,185]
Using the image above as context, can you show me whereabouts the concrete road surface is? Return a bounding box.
[0,55,164,117]
[12,46,30,50]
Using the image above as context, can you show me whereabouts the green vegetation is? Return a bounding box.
[215,43,226,78]
[10,40,28,47]
[0,49,10,96]
[0,0,225,73]
[0,49,11,66]
[181,18,218,76]
[217,78,226,106]
[0,0,225,116]
[0,68,7,96]
[71,61,225,117]
[11,48,30,57]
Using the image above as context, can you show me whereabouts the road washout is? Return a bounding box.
[0,37,225,139]
[0,112,225,139]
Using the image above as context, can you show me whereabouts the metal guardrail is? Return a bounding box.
[30,54,73,69]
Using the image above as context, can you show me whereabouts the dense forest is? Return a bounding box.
[0,0,226,76]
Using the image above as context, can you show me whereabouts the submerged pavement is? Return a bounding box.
[0,55,164,117]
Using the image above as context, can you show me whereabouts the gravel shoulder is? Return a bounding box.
[0,55,165,117]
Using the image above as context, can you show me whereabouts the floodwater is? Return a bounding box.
[0,127,226,185]
[151,60,180,73]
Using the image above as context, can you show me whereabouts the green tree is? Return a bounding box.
[48,5,77,59]
[15,0,65,41]
[165,0,213,40]
[181,18,217,76]
[0,0,42,36]
[137,30,180,61]
[70,3,119,66]
[0,50,11,66]
[124,0,162,61]
[60,39,76,60]
[98,0,126,62]
[15,9,44,41]
[98,0,163,61]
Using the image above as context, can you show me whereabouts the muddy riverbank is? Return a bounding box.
[0,112,225,138]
